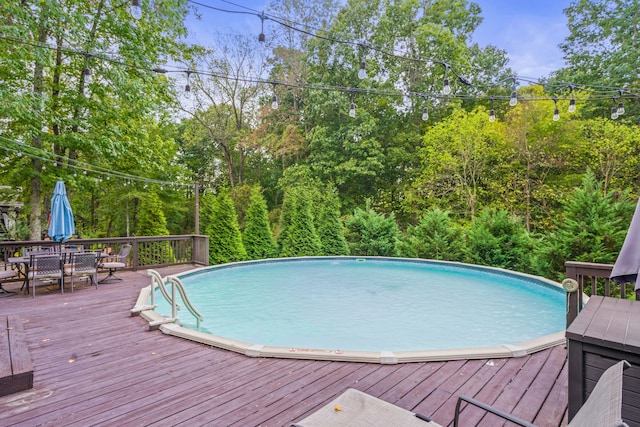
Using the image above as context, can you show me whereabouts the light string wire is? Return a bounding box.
[1,33,636,104]
[0,136,192,188]
[197,0,640,97]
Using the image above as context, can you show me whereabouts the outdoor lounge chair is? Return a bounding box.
[64,252,98,292]
[291,360,630,427]
[99,244,131,283]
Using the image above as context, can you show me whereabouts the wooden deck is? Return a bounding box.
[0,265,568,426]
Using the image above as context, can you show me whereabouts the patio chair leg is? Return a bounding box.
[99,269,122,284]
[0,284,16,296]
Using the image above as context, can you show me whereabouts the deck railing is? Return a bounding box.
[564,261,638,327]
[0,235,209,270]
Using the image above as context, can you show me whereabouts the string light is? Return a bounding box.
[130,0,142,20]
[421,95,429,121]
[184,70,192,98]
[489,97,496,122]
[0,136,192,188]
[349,92,356,118]
[552,97,560,122]
[258,11,266,42]
[82,55,92,85]
[509,77,518,107]
[611,97,619,120]
[271,83,278,110]
[617,91,625,115]
[568,85,576,113]
[358,43,367,80]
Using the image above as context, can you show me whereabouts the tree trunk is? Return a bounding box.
[28,10,49,240]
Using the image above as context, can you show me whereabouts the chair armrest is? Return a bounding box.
[454,395,537,427]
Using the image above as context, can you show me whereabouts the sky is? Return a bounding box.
[185,0,573,80]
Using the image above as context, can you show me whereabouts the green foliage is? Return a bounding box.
[407,107,507,217]
[277,187,322,257]
[534,171,634,280]
[242,186,278,260]
[557,0,640,120]
[135,192,174,265]
[315,185,350,256]
[398,208,466,261]
[344,201,400,256]
[206,190,247,264]
[136,192,170,237]
[465,208,535,273]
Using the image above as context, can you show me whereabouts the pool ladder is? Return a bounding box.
[141,269,204,329]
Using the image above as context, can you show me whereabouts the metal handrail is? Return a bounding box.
[145,269,203,328]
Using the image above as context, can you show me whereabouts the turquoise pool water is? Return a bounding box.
[152,258,566,353]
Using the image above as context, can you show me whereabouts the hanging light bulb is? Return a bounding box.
[130,0,142,20]
[617,100,625,116]
[270,83,278,109]
[611,106,619,120]
[83,66,92,85]
[568,97,576,113]
[258,11,266,42]
[489,109,496,123]
[349,101,356,118]
[184,70,192,99]
[42,164,46,170]
[509,90,517,107]
[358,60,367,79]
[422,106,429,121]
[552,97,560,121]
[442,77,451,95]
[17,150,22,157]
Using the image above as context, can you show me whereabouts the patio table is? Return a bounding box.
[8,256,30,293]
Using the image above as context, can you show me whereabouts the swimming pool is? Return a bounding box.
[135,257,567,364]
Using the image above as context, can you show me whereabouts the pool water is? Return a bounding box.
[152,258,566,353]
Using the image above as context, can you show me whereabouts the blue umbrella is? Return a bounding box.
[48,181,75,243]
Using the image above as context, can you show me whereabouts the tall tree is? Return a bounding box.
[277,186,322,257]
[407,107,506,217]
[315,185,350,256]
[344,200,400,256]
[179,33,267,188]
[206,190,247,264]
[397,207,466,261]
[465,208,535,273]
[242,186,278,260]
[534,170,634,280]
[556,0,640,119]
[0,0,191,239]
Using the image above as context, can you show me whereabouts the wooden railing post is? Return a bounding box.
[564,263,580,328]
[131,240,139,270]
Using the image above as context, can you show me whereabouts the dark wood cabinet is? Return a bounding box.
[566,296,640,425]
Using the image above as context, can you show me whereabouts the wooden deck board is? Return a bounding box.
[0,265,568,426]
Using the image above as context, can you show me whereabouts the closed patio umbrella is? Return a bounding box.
[611,198,640,290]
[47,181,75,243]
